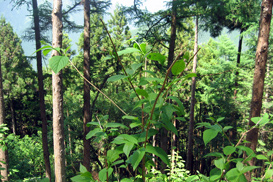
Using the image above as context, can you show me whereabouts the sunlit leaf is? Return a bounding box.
[203,129,219,146]
[49,56,69,73]
[107,75,128,82]
[171,59,185,75]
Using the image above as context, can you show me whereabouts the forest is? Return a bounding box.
[0,0,272,181]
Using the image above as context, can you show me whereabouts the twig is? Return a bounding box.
[99,18,141,101]
[69,60,127,115]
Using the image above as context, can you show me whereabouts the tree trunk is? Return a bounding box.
[10,100,16,135]
[52,0,65,181]
[0,56,8,181]
[186,17,198,173]
[32,0,51,180]
[245,0,272,181]
[83,0,91,171]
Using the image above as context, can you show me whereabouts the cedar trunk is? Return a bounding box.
[83,0,91,171]
[52,0,66,181]
[186,17,198,173]
[245,0,272,181]
[0,56,8,181]
[32,0,51,180]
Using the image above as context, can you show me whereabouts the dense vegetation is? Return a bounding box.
[0,0,273,181]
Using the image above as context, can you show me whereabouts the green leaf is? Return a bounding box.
[86,122,99,127]
[112,134,138,145]
[171,59,185,75]
[117,48,140,56]
[127,148,145,170]
[106,123,128,129]
[203,129,219,146]
[196,122,212,128]
[214,158,225,170]
[102,55,114,61]
[140,43,147,54]
[49,56,69,73]
[43,49,53,56]
[99,168,107,182]
[183,52,190,60]
[184,73,197,79]
[236,161,244,172]
[131,63,143,72]
[204,152,224,158]
[112,159,124,166]
[86,128,101,139]
[226,168,247,182]
[223,126,233,132]
[135,89,149,98]
[107,75,128,82]
[241,166,260,174]
[264,169,273,179]
[162,119,178,136]
[147,53,166,65]
[256,154,268,160]
[107,150,120,163]
[223,146,236,156]
[80,163,88,173]
[122,116,139,121]
[209,168,222,181]
[146,145,170,166]
[121,178,133,182]
[217,117,225,122]
[123,142,134,158]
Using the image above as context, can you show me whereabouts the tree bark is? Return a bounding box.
[245,0,272,181]
[32,0,51,180]
[83,0,91,171]
[186,17,198,173]
[0,56,8,181]
[10,100,16,135]
[52,0,65,181]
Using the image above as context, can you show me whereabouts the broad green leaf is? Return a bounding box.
[183,52,190,60]
[223,126,233,132]
[171,59,185,75]
[133,42,141,51]
[127,148,145,170]
[86,122,99,127]
[43,49,52,56]
[49,56,69,73]
[122,116,139,120]
[204,152,224,158]
[167,96,185,115]
[107,150,120,163]
[226,168,241,182]
[236,161,244,172]
[162,119,178,136]
[214,158,225,170]
[40,178,50,182]
[106,123,128,129]
[264,169,273,179]
[112,159,124,166]
[99,168,107,182]
[107,75,128,82]
[146,145,170,166]
[86,128,101,139]
[147,53,166,65]
[117,48,140,56]
[217,117,225,122]
[223,146,236,156]
[71,175,92,182]
[80,163,88,173]
[112,134,138,145]
[209,168,222,181]
[184,73,197,79]
[241,166,260,174]
[123,142,134,158]
[203,129,218,146]
[102,55,113,61]
[256,154,268,160]
[131,63,143,72]
[129,121,142,128]
[135,89,149,98]
[196,122,212,128]
[210,124,222,132]
[140,43,147,54]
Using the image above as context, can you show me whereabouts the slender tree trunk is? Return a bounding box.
[0,56,8,181]
[52,0,65,181]
[245,0,272,181]
[83,0,91,171]
[32,0,51,180]
[186,17,198,173]
[10,100,16,135]
[264,60,270,113]
[160,0,177,173]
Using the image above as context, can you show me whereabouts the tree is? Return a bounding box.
[52,0,65,181]
[186,17,198,173]
[83,0,91,172]
[245,0,273,180]
[0,56,8,181]
[32,0,51,179]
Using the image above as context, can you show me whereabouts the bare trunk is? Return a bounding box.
[186,17,198,173]
[83,0,91,172]
[245,0,272,181]
[0,56,8,181]
[32,0,51,180]
[10,100,16,135]
[264,60,270,113]
[52,0,65,181]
